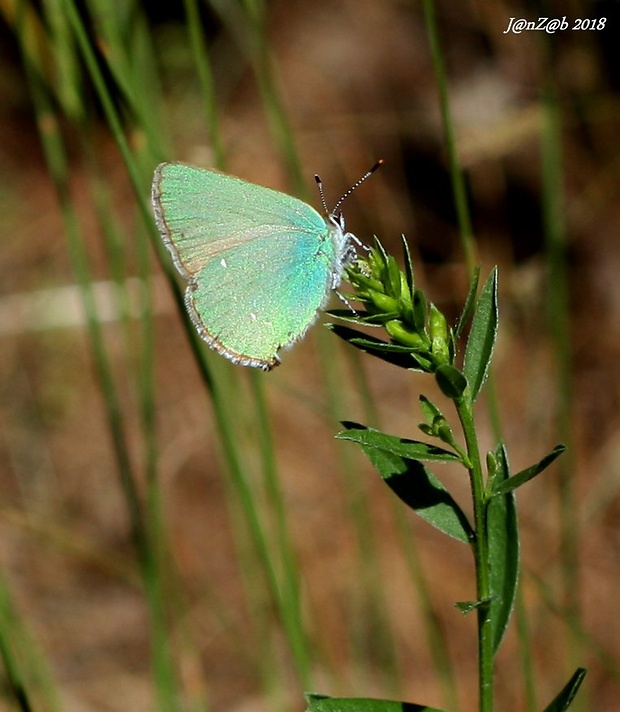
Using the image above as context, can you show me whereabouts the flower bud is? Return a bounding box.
[385,320,428,349]
[369,290,399,313]
[429,304,450,365]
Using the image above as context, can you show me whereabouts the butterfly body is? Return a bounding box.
[152,162,354,370]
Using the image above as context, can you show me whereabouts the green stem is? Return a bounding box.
[423,0,477,275]
[455,396,493,712]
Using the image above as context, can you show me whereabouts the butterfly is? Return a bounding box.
[151,161,380,370]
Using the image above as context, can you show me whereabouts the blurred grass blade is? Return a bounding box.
[248,371,311,684]
[28,2,180,708]
[183,0,226,168]
[306,693,447,712]
[344,359,459,708]
[0,571,63,712]
[318,333,401,687]
[208,0,304,192]
[422,0,476,275]
[541,72,580,649]
[19,0,147,562]
[86,0,164,155]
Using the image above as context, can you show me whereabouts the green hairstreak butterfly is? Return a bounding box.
[151,161,381,370]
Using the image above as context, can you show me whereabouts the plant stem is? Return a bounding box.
[455,396,494,712]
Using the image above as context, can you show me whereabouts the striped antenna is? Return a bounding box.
[315,160,383,216]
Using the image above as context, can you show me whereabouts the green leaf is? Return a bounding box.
[454,599,490,615]
[326,324,431,370]
[374,237,391,266]
[412,289,427,334]
[542,668,587,711]
[402,235,416,305]
[386,256,402,299]
[417,396,460,450]
[435,364,467,399]
[337,423,460,463]
[486,443,519,654]
[418,395,445,426]
[463,267,498,402]
[305,693,448,712]
[338,425,473,543]
[454,265,481,339]
[492,444,566,496]
[327,309,398,326]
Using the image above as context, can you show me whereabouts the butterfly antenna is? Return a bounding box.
[315,160,383,216]
[331,159,383,216]
[314,173,330,214]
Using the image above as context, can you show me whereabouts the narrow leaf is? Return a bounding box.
[386,256,402,299]
[337,423,460,463]
[326,324,430,370]
[402,235,416,303]
[435,364,467,399]
[342,436,473,543]
[492,444,566,496]
[327,309,397,326]
[454,265,481,339]
[412,289,427,333]
[455,599,490,615]
[374,237,391,265]
[418,395,445,426]
[305,693,448,712]
[542,668,587,711]
[463,267,498,402]
[486,443,519,654]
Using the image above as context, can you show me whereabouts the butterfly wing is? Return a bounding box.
[152,163,342,369]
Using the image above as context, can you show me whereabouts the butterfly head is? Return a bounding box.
[315,161,382,272]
